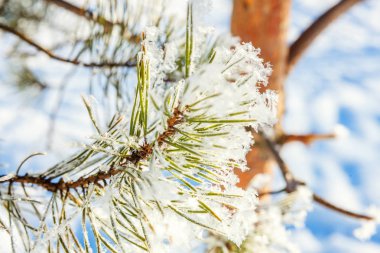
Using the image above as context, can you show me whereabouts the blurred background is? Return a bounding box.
[0,0,379,252]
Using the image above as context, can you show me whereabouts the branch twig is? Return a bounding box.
[0,23,136,68]
[261,132,373,221]
[0,109,184,192]
[287,0,363,73]
[277,133,336,145]
[45,0,114,28]
[44,0,140,42]
[259,188,287,197]
[313,193,372,220]
[262,133,297,192]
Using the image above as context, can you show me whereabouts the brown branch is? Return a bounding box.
[258,188,287,197]
[0,109,184,192]
[262,133,297,191]
[287,0,363,73]
[261,132,374,221]
[44,0,141,42]
[313,193,373,220]
[45,0,113,28]
[2,168,121,192]
[0,22,136,68]
[277,133,336,145]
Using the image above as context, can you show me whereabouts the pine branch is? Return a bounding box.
[44,0,141,42]
[0,3,297,251]
[45,0,114,27]
[261,132,373,221]
[0,108,184,192]
[0,22,136,68]
[287,0,363,73]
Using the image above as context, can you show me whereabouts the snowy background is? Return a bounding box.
[1,0,380,252]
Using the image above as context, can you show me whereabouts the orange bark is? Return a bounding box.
[231,0,291,188]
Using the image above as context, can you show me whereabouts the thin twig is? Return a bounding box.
[0,109,184,192]
[45,0,114,28]
[0,23,136,68]
[46,68,77,150]
[287,0,363,73]
[258,188,287,197]
[44,0,141,42]
[313,193,373,220]
[261,132,374,221]
[277,133,336,145]
[261,133,297,191]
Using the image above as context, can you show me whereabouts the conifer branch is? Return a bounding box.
[0,108,184,192]
[44,0,141,42]
[287,0,363,73]
[0,22,136,68]
[45,0,114,27]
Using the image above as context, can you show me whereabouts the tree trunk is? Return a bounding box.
[231,0,291,188]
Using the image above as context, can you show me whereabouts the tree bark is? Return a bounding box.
[231,0,291,188]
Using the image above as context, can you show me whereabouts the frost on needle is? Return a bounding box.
[0,2,277,253]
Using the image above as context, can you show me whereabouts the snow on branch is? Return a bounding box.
[0,3,277,252]
[0,22,136,68]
